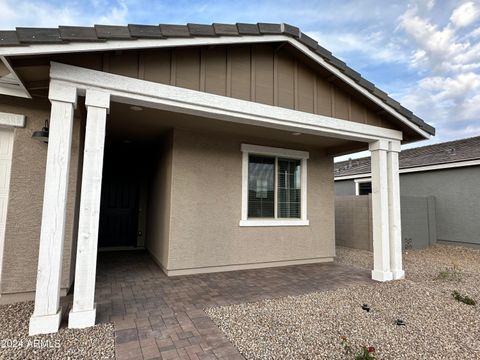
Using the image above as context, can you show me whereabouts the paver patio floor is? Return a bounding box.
[94,251,372,360]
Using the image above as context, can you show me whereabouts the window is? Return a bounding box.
[355,179,372,196]
[240,144,309,226]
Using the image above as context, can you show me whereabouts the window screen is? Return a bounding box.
[248,156,275,218]
[278,158,301,218]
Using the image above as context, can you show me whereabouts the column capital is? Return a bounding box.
[85,89,110,113]
[389,140,401,153]
[369,139,389,152]
[48,81,77,108]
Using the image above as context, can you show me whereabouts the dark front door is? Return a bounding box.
[98,147,140,248]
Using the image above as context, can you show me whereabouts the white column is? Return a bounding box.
[68,90,110,329]
[388,141,405,280]
[29,83,77,335]
[369,140,393,281]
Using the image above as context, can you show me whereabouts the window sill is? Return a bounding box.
[239,219,310,227]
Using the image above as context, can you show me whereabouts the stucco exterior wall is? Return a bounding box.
[334,180,355,196]
[400,167,480,246]
[146,132,174,269]
[0,96,82,302]
[164,128,335,274]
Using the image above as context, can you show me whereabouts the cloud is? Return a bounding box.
[0,0,129,29]
[450,1,480,28]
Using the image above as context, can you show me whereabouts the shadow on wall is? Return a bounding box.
[335,195,436,251]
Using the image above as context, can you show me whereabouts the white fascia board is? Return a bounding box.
[0,111,26,127]
[334,159,480,181]
[0,34,428,139]
[50,62,402,143]
[0,35,283,57]
[241,144,309,159]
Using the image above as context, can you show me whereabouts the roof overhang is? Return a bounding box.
[0,56,30,98]
[0,33,432,139]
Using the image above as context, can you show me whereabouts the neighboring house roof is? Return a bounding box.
[335,136,480,178]
[0,22,435,136]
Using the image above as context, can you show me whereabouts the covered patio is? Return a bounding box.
[94,250,371,360]
[28,60,409,335]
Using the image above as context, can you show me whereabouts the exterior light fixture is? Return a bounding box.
[361,304,370,312]
[32,120,49,143]
[130,106,143,112]
[396,319,406,326]
[291,132,301,136]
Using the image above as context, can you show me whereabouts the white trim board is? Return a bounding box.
[335,159,480,181]
[0,34,429,139]
[240,143,309,227]
[50,62,402,143]
[0,111,25,128]
[0,56,31,99]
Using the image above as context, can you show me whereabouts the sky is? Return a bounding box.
[1,0,479,157]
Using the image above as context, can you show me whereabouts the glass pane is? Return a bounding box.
[358,182,372,195]
[248,155,275,218]
[277,158,301,218]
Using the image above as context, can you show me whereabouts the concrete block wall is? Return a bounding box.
[335,195,436,250]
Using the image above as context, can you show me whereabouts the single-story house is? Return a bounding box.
[335,136,480,248]
[0,22,434,335]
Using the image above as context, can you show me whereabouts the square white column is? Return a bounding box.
[29,82,77,335]
[369,140,393,282]
[68,89,110,329]
[388,141,405,280]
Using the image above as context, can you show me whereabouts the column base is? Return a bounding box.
[29,308,62,335]
[68,304,96,329]
[392,270,405,280]
[371,270,394,282]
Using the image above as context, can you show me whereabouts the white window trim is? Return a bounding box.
[354,178,372,196]
[240,144,309,227]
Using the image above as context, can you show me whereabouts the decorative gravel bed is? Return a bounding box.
[206,245,480,359]
[0,301,114,360]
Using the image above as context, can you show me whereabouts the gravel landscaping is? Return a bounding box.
[206,245,480,359]
[0,301,115,360]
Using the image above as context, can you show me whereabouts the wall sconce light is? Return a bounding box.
[32,120,49,143]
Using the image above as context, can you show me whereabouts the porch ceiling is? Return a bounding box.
[106,101,362,152]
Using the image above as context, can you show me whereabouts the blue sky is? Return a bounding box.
[1,0,479,154]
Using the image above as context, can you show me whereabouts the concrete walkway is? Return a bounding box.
[94,251,371,360]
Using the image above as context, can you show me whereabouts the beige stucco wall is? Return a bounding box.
[158,128,335,274]
[146,132,174,269]
[0,96,82,302]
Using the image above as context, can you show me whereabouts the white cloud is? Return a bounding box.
[0,0,129,29]
[450,1,480,28]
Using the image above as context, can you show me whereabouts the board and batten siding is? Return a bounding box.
[53,44,392,130]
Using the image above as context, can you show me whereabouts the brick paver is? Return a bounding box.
[94,251,371,359]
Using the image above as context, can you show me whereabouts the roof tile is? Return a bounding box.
[343,67,361,82]
[95,25,132,39]
[213,23,239,36]
[0,31,20,46]
[372,87,389,102]
[326,56,347,71]
[59,26,101,42]
[298,32,318,49]
[282,23,300,37]
[128,24,164,38]
[187,23,216,36]
[159,24,190,37]
[258,23,282,34]
[16,27,62,43]
[236,23,260,35]
[358,77,375,92]
[335,136,480,177]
